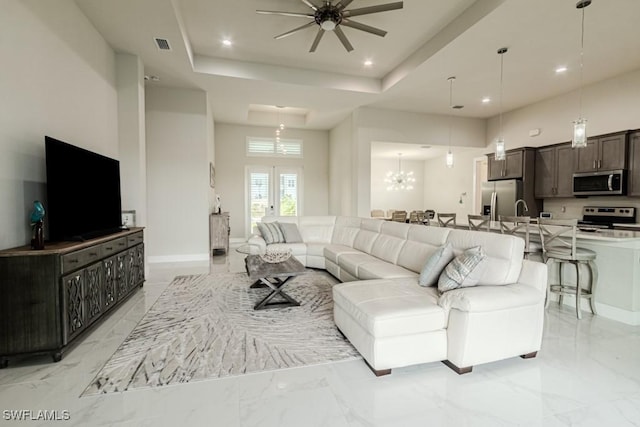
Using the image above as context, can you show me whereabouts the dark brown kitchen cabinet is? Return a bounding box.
[573,131,628,173]
[0,229,144,367]
[535,143,574,198]
[627,131,640,196]
[488,149,526,180]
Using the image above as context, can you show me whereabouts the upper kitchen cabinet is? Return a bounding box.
[627,131,640,196]
[488,148,532,180]
[573,131,628,173]
[534,143,574,198]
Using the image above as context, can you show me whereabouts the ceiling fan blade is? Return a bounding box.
[301,0,318,11]
[256,10,315,18]
[274,21,317,40]
[334,26,354,52]
[335,0,354,10]
[341,19,387,37]
[343,2,403,18]
[309,29,325,52]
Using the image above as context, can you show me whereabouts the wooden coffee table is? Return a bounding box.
[244,255,307,310]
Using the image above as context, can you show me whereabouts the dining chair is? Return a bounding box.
[537,218,598,319]
[437,213,456,228]
[371,209,385,218]
[467,214,491,232]
[392,211,407,222]
[499,215,542,260]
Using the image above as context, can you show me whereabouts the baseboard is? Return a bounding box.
[548,295,640,325]
[147,254,210,264]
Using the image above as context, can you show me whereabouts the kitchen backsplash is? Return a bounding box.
[543,197,640,221]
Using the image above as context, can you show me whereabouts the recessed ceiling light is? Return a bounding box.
[364,60,373,67]
[481,97,491,104]
[420,145,431,149]
[222,39,232,47]
[555,66,568,73]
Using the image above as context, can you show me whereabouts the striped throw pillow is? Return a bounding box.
[257,222,285,244]
[438,246,486,292]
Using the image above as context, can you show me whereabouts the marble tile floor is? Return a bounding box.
[1,246,639,426]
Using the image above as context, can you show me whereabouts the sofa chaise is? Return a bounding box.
[248,216,547,376]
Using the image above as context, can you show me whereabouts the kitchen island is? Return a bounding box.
[450,221,640,324]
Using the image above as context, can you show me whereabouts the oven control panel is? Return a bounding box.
[582,206,635,218]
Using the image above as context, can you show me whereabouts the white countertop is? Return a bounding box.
[452,221,640,242]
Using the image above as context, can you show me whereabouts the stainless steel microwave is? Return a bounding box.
[573,169,626,196]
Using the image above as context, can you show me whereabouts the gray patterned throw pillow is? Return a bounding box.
[438,246,486,292]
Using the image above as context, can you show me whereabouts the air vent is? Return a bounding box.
[154,37,171,51]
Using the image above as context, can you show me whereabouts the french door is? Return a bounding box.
[246,166,303,236]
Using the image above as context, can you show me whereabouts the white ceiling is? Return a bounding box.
[75,0,640,140]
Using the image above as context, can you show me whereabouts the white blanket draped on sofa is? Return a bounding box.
[248,216,547,376]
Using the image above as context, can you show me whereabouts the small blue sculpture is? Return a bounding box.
[30,200,45,224]
[30,200,45,249]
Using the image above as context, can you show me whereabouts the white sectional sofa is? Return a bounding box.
[248,216,547,376]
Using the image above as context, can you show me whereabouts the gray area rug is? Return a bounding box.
[83,271,360,395]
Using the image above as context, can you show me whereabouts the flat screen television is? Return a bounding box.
[45,136,123,241]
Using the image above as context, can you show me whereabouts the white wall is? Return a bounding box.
[145,87,210,262]
[117,53,147,227]
[328,107,487,217]
[0,0,118,250]
[486,68,640,219]
[422,148,488,221]
[329,116,354,216]
[370,158,425,214]
[215,123,329,239]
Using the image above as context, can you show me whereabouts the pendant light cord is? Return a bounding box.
[448,78,453,151]
[499,52,504,138]
[578,5,585,117]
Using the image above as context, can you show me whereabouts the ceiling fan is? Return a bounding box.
[257,0,403,52]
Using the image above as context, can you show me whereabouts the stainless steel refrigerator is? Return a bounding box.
[481,179,524,221]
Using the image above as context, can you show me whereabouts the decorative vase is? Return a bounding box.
[32,220,44,250]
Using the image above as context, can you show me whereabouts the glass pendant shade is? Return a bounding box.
[572,118,587,148]
[446,150,454,168]
[495,138,506,160]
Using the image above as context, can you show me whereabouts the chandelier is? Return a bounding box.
[385,153,415,191]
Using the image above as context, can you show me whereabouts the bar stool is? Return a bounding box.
[499,215,543,260]
[467,214,490,232]
[437,213,456,228]
[537,218,598,319]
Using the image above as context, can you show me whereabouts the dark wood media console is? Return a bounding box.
[0,228,145,367]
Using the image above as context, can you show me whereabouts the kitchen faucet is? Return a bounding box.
[515,199,529,216]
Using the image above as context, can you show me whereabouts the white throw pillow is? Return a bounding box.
[418,243,454,287]
[257,222,285,244]
[277,222,303,243]
[438,246,487,292]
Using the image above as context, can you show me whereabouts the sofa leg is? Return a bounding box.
[442,360,473,375]
[364,360,391,377]
[520,351,538,359]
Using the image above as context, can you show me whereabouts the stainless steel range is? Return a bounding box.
[578,206,636,229]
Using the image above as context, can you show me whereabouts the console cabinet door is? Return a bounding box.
[115,252,128,301]
[85,262,104,325]
[135,244,145,284]
[102,256,117,311]
[62,271,86,344]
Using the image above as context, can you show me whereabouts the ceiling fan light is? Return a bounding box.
[321,20,336,31]
[572,118,587,148]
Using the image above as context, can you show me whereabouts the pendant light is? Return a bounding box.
[445,76,456,168]
[572,0,591,148]
[495,47,508,161]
